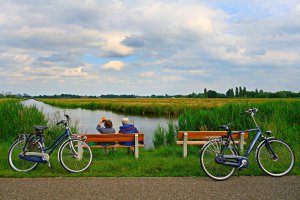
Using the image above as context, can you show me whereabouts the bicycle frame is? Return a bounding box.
[30,127,72,156]
[44,128,71,155]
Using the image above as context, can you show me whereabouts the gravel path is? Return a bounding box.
[0,176,299,200]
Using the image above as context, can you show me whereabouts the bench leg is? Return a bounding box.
[183,132,188,158]
[135,134,139,159]
[103,147,108,155]
[239,132,245,153]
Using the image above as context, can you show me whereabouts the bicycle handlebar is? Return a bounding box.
[56,115,70,126]
[241,108,258,115]
[56,120,66,126]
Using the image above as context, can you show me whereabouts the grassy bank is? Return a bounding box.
[37,98,300,116]
[1,143,298,177]
[0,99,298,177]
[0,99,47,142]
[178,100,300,175]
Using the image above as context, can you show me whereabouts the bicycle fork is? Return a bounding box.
[264,139,279,161]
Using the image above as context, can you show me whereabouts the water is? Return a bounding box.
[21,99,177,148]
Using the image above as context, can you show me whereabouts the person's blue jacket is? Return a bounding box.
[119,124,139,146]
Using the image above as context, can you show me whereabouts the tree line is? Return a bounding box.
[1,87,299,99]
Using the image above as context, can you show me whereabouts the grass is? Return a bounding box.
[178,100,300,176]
[37,98,300,116]
[1,143,298,177]
[0,98,299,177]
[0,99,47,142]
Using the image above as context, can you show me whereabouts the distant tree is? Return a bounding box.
[243,87,247,97]
[239,86,243,97]
[207,90,218,98]
[235,87,239,97]
[204,88,208,98]
[187,92,197,98]
[226,88,234,98]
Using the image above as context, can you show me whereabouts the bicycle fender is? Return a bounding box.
[255,137,275,161]
[200,140,212,153]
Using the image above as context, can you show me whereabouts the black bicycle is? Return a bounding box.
[8,115,92,173]
[200,108,295,180]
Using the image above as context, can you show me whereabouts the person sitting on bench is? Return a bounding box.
[119,118,139,146]
[96,117,115,146]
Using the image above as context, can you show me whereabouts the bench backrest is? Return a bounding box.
[77,133,144,143]
[177,131,249,140]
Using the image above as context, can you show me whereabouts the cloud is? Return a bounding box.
[100,33,134,57]
[140,71,155,77]
[0,0,300,95]
[102,60,125,71]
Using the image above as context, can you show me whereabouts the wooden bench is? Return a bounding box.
[176,131,249,158]
[77,133,144,159]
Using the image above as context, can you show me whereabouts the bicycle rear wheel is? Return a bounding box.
[257,139,295,176]
[200,141,236,181]
[59,139,92,173]
[8,139,40,172]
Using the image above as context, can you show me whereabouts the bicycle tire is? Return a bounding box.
[8,139,40,172]
[200,141,236,181]
[256,139,295,177]
[58,139,92,173]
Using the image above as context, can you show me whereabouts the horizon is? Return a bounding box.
[1,0,300,95]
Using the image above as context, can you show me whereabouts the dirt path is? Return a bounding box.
[0,176,299,200]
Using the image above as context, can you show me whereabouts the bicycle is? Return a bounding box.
[8,115,93,173]
[200,108,295,181]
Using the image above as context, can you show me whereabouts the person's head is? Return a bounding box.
[104,119,113,128]
[121,118,129,125]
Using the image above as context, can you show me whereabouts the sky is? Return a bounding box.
[0,0,300,96]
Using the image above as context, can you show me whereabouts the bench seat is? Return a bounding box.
[177,131,249,158]
[76,133,144,159]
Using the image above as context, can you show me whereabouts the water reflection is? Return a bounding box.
[21,99,177,148]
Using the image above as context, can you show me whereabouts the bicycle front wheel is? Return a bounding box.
[257,139,295,176]
[8,139,40,172]
[200,141,236,181]
[59,139,92,173]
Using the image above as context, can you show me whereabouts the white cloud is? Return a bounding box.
[0,0,300,95]
[62,67,89,77]
[140,71,155,77]
[100,33,134,57]
[102,61,125,71]
[295,3,300,12]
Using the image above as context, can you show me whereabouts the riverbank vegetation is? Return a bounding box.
[0,99,298,177]
[0,99,77,143]
[37,98,300,116]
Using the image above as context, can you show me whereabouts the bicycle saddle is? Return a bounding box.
[219,124,232,130]
[34,126,48,131]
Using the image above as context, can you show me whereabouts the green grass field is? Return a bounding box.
[0,98,299,177]
[2,143,297,177]
[38,98,300,115]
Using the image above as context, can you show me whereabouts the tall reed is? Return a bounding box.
[0,100,47,142]
[0,100,78,143]
[153,121,178,148]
